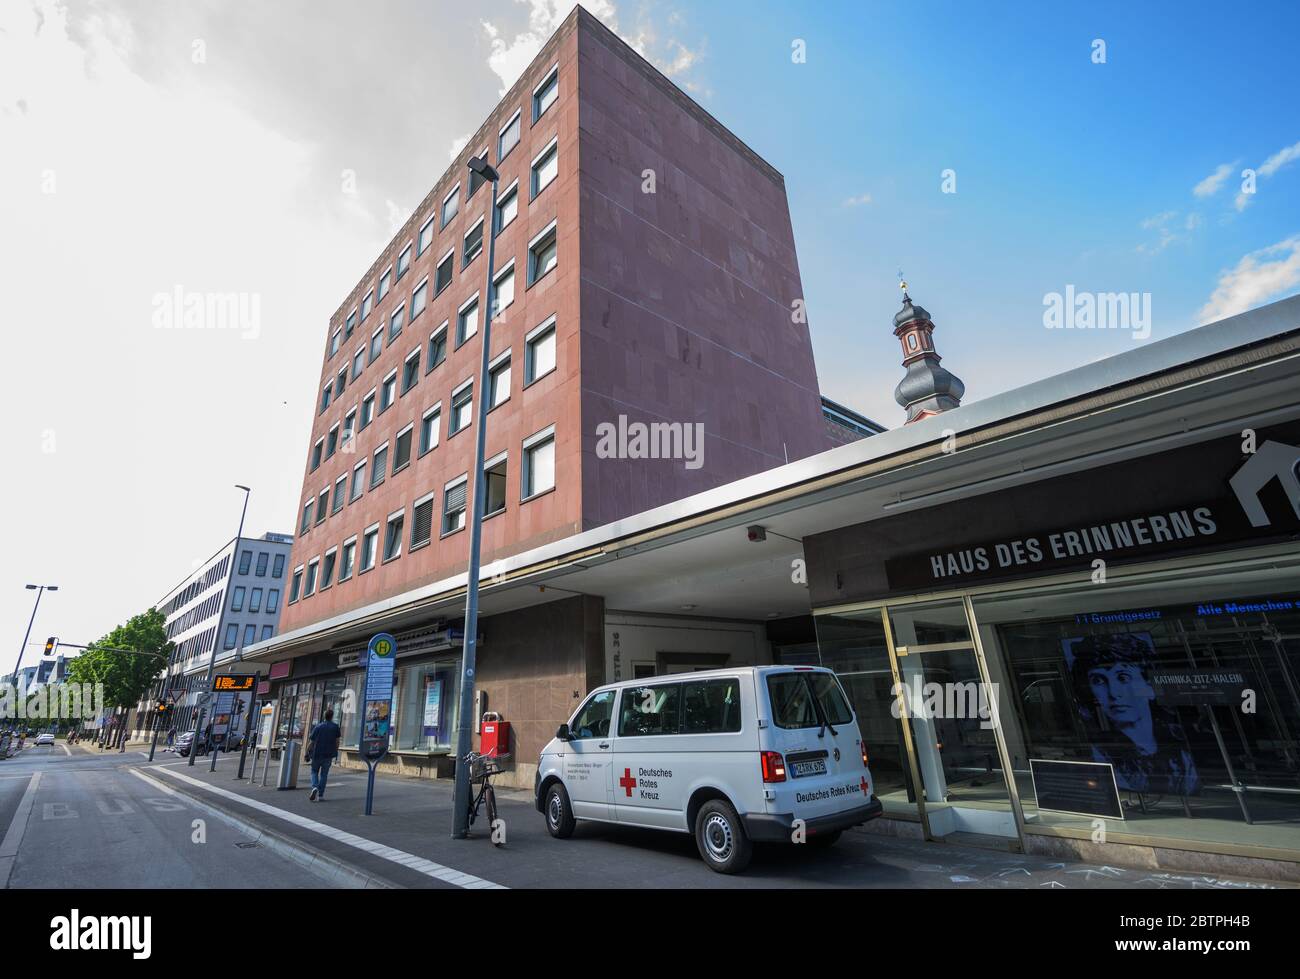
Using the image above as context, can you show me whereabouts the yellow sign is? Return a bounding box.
[213,674,256,692]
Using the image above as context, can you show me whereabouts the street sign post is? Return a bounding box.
[359,633,397,816]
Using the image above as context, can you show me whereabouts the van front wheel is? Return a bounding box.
[545,783,576,839]
[694,799,752,874]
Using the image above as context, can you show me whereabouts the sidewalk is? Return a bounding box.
[138,756,1288,891]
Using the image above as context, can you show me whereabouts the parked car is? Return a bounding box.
[34,733,56,746]
[175,731,208,758]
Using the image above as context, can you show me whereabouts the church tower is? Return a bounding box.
[892,280,965,424]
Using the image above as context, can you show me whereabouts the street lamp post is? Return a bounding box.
[451,156,499,839]
[189,484,250,767]
[147,643,177,763]
[11,584,57,709]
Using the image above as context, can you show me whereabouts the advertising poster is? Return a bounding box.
[422,676,443,737]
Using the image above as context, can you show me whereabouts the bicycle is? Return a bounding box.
[463,749,504,846]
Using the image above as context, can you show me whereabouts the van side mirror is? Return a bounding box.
[556,723,572,741]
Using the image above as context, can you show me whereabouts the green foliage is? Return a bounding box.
[66,608,173,709]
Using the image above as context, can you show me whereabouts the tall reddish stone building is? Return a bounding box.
[255,7,863,787]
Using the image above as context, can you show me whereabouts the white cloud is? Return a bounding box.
[1197,236,1300,324]
[1235,191,1252,212]
[449,133,471,162]
[843,193,873,207]
[1141,210,1177,229]
[1258,139,1300,178]
[1192,162,1234,198]
[1185,212,1202,231]
[481,0,617,94]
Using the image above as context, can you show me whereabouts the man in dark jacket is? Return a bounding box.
[307,709,342,801]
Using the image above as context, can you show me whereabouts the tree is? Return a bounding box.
[67,608,173,716]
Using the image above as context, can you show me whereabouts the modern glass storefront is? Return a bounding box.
[810,545,1300,860]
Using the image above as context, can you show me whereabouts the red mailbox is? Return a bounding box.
[480,712,511,758]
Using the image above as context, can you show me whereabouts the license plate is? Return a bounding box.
[791,759,827,778]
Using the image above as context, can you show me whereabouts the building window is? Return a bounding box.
[450,381,473,435]
[484,453,508,517]
[488,354,511,410]
[441,184,460,227]
[321,549,336,589]
[390,301,406,339]
[249,587,262,612]
[525,317,557,384]
[272,555,285,578]
[231,586,245,612]
[442,477,467,535]
[320,384,332,414]
[456,296,479,346]
[425,252,451,302]
[329,330,341,358]
[393,425,413,472]
[335,368,347,397]
[402,349,420,394]
[492,262,515,316]
[463,219,484,268]
[256,552,269,577]
[361,391,376,430]
[326,424,339,459]
[397,242,412,278]
[533,65,558,121]
[260,625,273,642]
[360,526,379,573]
[239,550,252,574]
[499,110,521,160]
[523,426,556,499]
[528,222,558,285]
[467,147,489,198]
[418,215,435,256]
[311,439,323,472]
[300,499,314,534]
[361,290,374,321]
[344,407,357,447]
[346,310,357,337]
[369,327,383,365]
[289,567,303,603]
[378,268,391,301]
[419,405,441,456]
[267,588,280,612]
[411,277,428,321]
[243,624,257,648]
[411,493,435,550]
[224,623,238,650]
[383,510,404,562]
[339,538,356,582]
[427,323,448,372]
[316,489,329,524]
[380,370,397,413]
[304,558,319,596]
[332,474,347,513]
[350,461,367,502]
[530,139,558,199]
[352,347,364,381]
[371,443,389,487]
[494,181,518,235]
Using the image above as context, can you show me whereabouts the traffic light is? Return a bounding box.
[43,637,58,655]
[234,699,245,715]
[156,701,173,716]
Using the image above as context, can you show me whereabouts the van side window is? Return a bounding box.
[617,684,680,737]
[570,690,614,739]
[681,678,742,734]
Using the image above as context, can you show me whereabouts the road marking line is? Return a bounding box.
[0,772,41,887]
[60,743,71,757]
[152,766,506,890]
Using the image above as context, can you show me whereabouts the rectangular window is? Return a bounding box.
[463,219,484,268]
[380,370,397,413]
[418,215,435,255]
[523,426,556,499]
[352,347,364,381]
[249,587,262,613]
[498,110,521,160]
[450,381,473,435]
[533,65,558,121]
[304,558,319,597]
[311,439,323,472]
[360,526,379,572]
[369,327,383,365]
[618,683,681,737]
[484,453,507,517]
[345,310,357,337]
[361,391,375,430]
[419,405,441,456]
[528,222,558,285]
[393,425,413,472]
[350,461,367,502]
[390,302,406,339]
[442,477,468,535]
[256,552,269,577]
[410,278,428,320]
[332,474,347,513]
[411,492,435,549]
[320,385,332,413]
[289,567,303,603]
[224,623,238,650]
[428,253,451,301]
[239,550,252,574]
[267,588,280,612]
[260,625,273,642]
[273,555,285,578]
[300,499,313,534]
[371,443,389,487]
[321,549,336,589]
[427,323,448,372]
[339,538,356,581]
[326,424,339,459]
[343,407,357,447]
[525,317,557,383]
[681,678,743,734]
[531,139,558,198]
[441,184,460,227]
[467,148,489,198]
[456,296,479,346]
[335,367,347,397]
[244,624,257,648]
[402,349,420,394]
[329,331,341,358]
[488,354,511,410]
[316,489,329,524]
[231,586,245,612]
[397,242,412,278]
[378,268,391,301]
[361,290,374,321]
[492,263,515,317]
[384,510,404,562]
[494,182,518,235]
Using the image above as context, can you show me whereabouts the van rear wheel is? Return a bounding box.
[694,799,752,874]
[545,783,576,839]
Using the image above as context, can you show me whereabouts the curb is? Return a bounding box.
[130,767,400,890]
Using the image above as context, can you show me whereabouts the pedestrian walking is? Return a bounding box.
[306,709,341,802]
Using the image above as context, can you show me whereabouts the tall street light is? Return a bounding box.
[12,584,57,693]
[451,155,499,839]
[189,484,250,767]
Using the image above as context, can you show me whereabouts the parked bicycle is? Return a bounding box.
[463,749,504,846]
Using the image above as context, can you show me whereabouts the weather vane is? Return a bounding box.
[898,269,909,298]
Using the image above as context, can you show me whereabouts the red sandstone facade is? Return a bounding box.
[281,8,830,635]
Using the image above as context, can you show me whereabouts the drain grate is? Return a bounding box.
[235,841,263,849]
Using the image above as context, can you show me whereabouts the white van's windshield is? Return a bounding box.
[766,672,853,729]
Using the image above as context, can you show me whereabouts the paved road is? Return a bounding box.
[0,745,334,889]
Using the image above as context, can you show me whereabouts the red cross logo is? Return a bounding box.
[859,776,870,797]
[619,768,637,797]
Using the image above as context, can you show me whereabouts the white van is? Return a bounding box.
[534,665,882,873]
